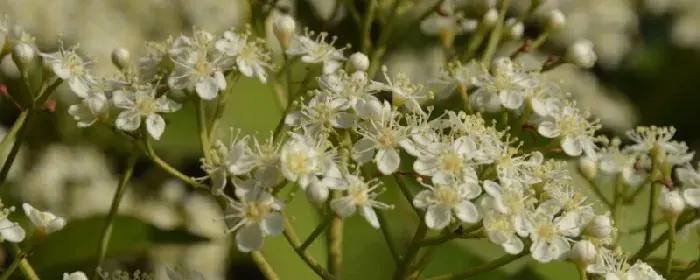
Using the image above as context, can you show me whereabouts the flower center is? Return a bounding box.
[348,185,369,205]
[287,152,312,175]
[536,219,556,240]
[244,202,271,222]
[440,153,462,173]
[135,96,157,116]
[377,128,397,148]
[434,186,458,206]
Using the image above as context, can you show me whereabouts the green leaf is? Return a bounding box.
[29,215,209,272]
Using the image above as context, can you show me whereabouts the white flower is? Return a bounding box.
[625,126,692,166]
[40,46,92,96]
[279,133,337,190]
[570,239,597,266]
[68,93,109,127]
[526,204,574,263]
[481,180,534,237]
[285,93,355,135]
[543,182,595,237]
[166,267,205,280]
[372,66,431,113]
[286,30,345,74]
[112,87,181,140]
[62,271,88,280]
[223,190,284,252]
[495,150,543,185]
[352,101,410,174]
[597,138,647,187]
[659,188,686,218]
[319,71,379,113]
[22,203,66,234]
[413,180,482,230]
[202,131,258,195]
[585,213,614,239]
[588,251,665,280]
[215,30,272,83]
[537,102,599,156]
[431,60,479,100]
[0,217,25,243]
[413,135,478,185]
[678,164,700,208]
[566,40,597,68]
[483,211,526,254]
[326,173,392,228]
[168,33,228,100]
[470,57,538,112]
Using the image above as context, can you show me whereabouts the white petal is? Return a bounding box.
[561,137,583,156]
[683,188,700,208]
[331,112,355,128]
[499,90,523,110]
[146,114,166,140]
[482,180,502,197]
[115,110,141,131]
[306,182,330,204]
[351,138,376,164]
[215,71,227,90]
[531,98,548,116]
[261,213,284,236]
[502,236,524,254]
[413,190,433,210]
[537,121,559,138]
[530,240,550,263]
[453,201,480,223]
[195,76,220,100]
[331,197,357,217]
[111,91,134,109]
[414,158,438,176]
[68,77,90,98]
[425,204,452,230]
[236,224,264,252]
[376,148,400,175]
[359,205,380,229]
[0,218,25,243]
[45,217,66,233]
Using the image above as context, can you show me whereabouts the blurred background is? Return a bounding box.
[1,0,700,279]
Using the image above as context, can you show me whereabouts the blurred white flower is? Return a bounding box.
[63,271,88,280]
[22,203,66,234]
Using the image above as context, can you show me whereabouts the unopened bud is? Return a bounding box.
[11,42,35,70]
[659,188,685,218]
[566,40,597,68]
[461,19,478,33]
[111,47,131,70]
[348,52,370,72]
[570,240,597,266]
[579,156,598,180]
[306,183,329,205]
[482,9,498,28]
[586,214,613,238]
[505,18,524,40]
[273,14,296,50]
[548,9,566,30]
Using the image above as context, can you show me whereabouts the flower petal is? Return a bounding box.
[146,114,166,140]
[195,76,220,100]
[331,197,357,217]
[453,201,480,224]
[262,212,284,236]
[359,205,380,229]
[376,148,400,175]
[425,204,452,230]
[0,218,25,243]
[236,224,264,252]
[115,110,141,131]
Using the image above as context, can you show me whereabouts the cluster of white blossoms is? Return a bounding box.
[0,200,66,243]
[5,1,699,279]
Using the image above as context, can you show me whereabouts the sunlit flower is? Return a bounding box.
[112,86,181,140]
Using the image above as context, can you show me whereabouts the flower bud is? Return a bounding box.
[273,14,296,50]
[548,9,566,30]
[482,9,498,28]
[505,18,524,40]
[111,47,131,70]
[348,52,370,72]
[306,183,329,205]
[579,156,598,181]
[570,240,597,266]
[461,19,478,33]
[586,214,613,238]
[565,40,597,68]
[11,42,35,71]
[659,188,685,218]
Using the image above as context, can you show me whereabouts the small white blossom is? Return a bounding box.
[586,213,614,239]
[40,46,92,96]
[413,135,478,185]
[537,101,599,156]
[470,57,538,112]
[678,163,700,207]
[413,179,482,230]
[273,14,296,50]
[352,101,410,174]
[62,271,88,280]
[112,86,181,140]
[566,40,597,69]
[625,126,693,166]
[223,190,284,252]
[483,211,526,254]
[526,202,574,263]
[659,188,686,218]
[202,131,258,195]
[372,66,431,113]
[285,93,355,135]
[571,239,597,266]
[348,52,369,72]
[168,31,228,100]
[326,172,392,228]
[22,203,66,234]
[482,180,534,237]
[286,30,345,74]
[215,30,272,83]
[280,133,338,190]
[0,202,25,243]
[68,93,109,127]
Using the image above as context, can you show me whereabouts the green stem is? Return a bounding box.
[196,98,211,163]
[376,211,400,263]
[674,258,700,280]
[300,215,333,252]
[425,250,529,280]
[645,182,660,247]
[393,174,420,215]
[93,153,139,279]
[481,0,511,64]
[666,217,678,278]
[407,246,437,280]
[0,244,39,280]
[420,227,484,246]
[361,0,377,53]
[632,212,696,263]
[209,74,240,141]
[343,0,362,26]
[251,252,280,280]
[0,249,25,280]
[613,175,625,245]
[328,213,343,277]
[392,222,428,280]
[582,175,612,208]
[0,110,29,156]
[462,25,490,61]
[367,0,405,77]
[141,136,208,189]
[0,110,35,187]
[281,214,336,280]
[578,265,588,280]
